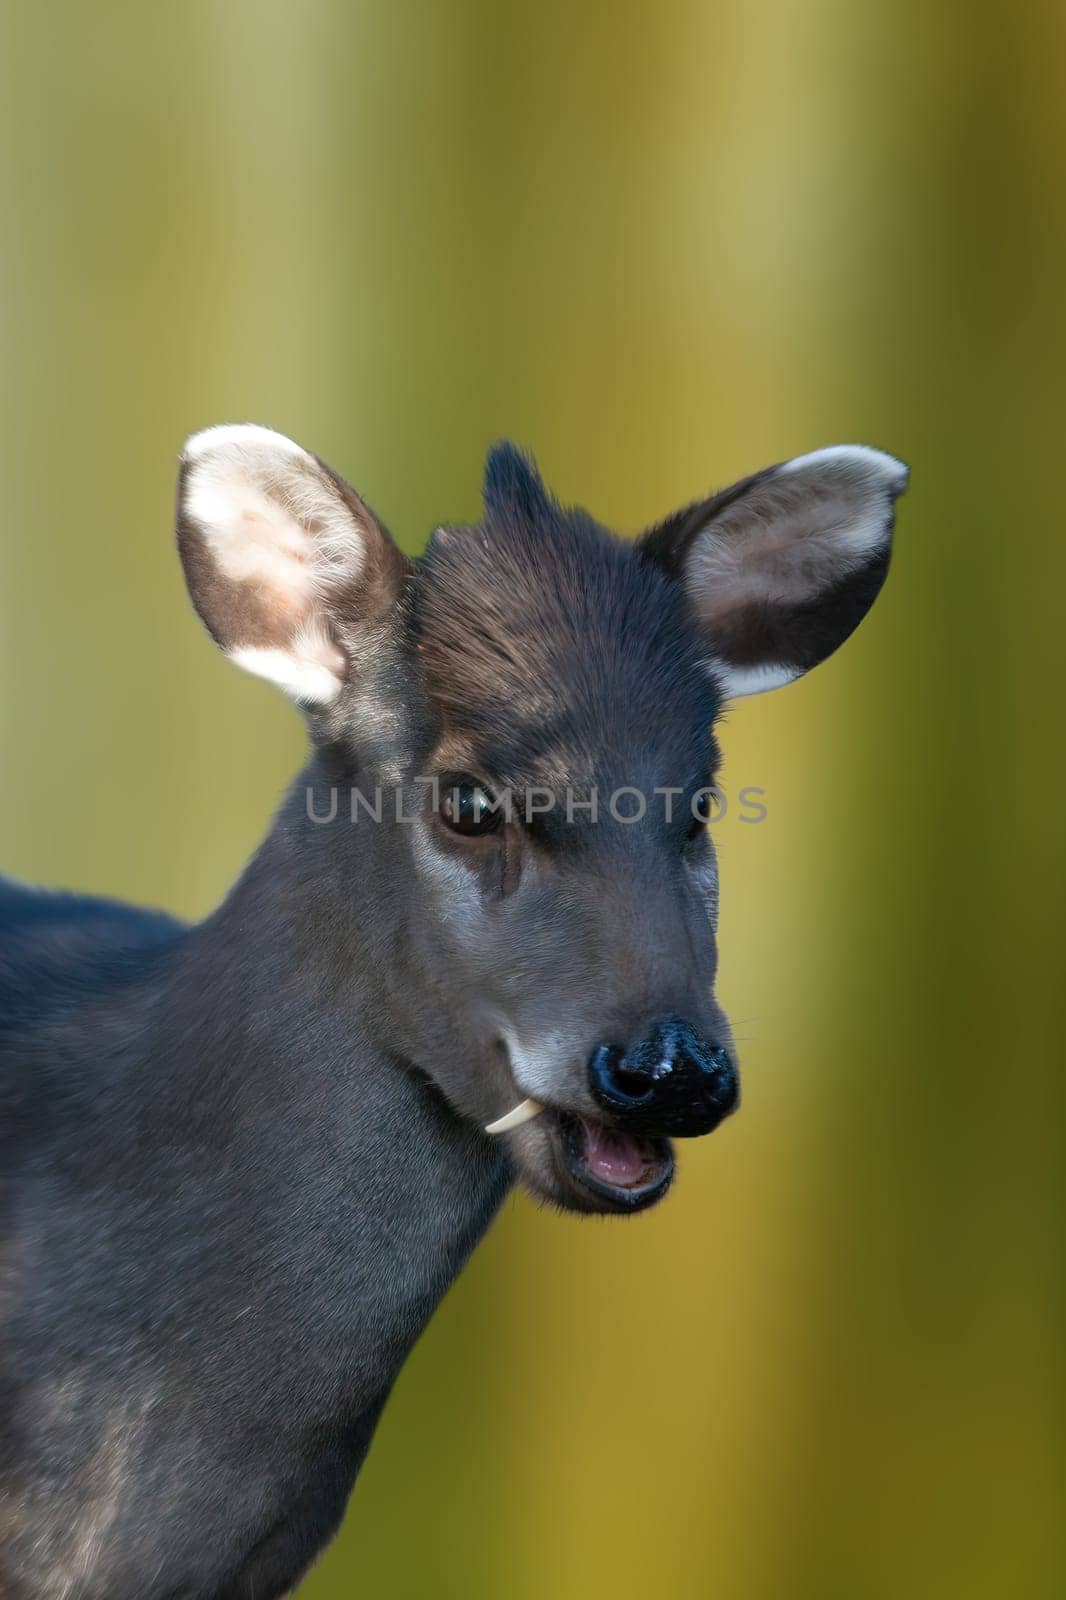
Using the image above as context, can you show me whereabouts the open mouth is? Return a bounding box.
[556,1111,674,1212]
[483,1093,676,1213]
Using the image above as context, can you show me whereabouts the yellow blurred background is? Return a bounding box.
[2,2,1063,1595]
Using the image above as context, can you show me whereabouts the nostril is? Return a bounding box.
[611,1064,656,1100]
[588,1044,655,1108]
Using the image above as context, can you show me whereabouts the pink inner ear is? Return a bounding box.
[686,471,892,629]
[207,496,318,607]
[178,422,405,705]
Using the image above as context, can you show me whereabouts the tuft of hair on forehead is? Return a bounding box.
[411,442,719,775]
[482,440,552,525]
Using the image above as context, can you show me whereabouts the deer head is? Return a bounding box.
[177,425,907,1214]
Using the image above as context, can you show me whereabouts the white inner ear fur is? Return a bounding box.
[688,444,906,626]
[715,661,801,698]
[182,424,366,704]
[228,638,347,705]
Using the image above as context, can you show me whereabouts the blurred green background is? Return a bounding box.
[2,2,1062,1595]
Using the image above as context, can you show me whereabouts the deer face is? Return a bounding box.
[178,427,907,1215]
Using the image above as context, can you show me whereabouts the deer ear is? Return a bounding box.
[176,424,408,705]
[639,446,909,697]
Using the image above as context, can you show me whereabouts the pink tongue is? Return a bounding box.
[581,1120,648,1187]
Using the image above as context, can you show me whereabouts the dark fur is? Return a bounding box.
[415,445,719,784]
[1,846,510,1597]
[0,438,901,1598]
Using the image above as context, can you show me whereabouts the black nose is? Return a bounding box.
[587,1018,738,1137]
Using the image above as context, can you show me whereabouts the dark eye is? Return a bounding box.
[439,777,501,837]
[687,787,717,839]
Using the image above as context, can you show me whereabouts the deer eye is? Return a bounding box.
[687,787,717,839]
[438,777,501,837]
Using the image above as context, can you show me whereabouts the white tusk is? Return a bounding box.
[484,1097,545,1135]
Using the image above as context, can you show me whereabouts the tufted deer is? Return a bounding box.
[0,427,907,1597]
